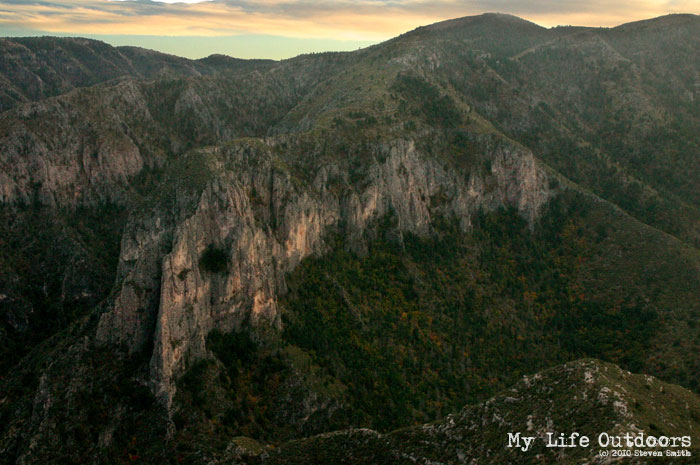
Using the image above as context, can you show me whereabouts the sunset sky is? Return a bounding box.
[1,1,698,59]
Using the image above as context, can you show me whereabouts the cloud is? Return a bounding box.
[0,0,696,42]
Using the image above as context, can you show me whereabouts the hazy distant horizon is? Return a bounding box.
[1,0,697,60]
[1,28,378,61]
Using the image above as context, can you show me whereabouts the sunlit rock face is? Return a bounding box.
[93,136,552,407]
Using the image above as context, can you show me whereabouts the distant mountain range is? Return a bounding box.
[0,36,274,112]
[1,13,699,464]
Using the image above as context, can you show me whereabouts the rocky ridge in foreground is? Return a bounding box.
[222,359,700,464]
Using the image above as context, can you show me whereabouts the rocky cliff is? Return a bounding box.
[95,135,552,408]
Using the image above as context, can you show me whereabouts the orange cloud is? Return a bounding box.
[0,0,697,41]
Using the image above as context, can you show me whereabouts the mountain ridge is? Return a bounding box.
[0,36,275,113]
[234,358,700,465]
[3,12,698,115]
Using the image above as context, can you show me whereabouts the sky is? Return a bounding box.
[0,0,698,59]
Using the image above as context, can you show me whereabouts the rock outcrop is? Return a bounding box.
[96,136,553,407]
[236,359,700,465]
[0,79,152,206]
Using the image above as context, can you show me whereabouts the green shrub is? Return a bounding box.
[199,244,229,273]
[391,74,462,127]
[207,328,257,377]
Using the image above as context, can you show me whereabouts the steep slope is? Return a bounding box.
[0,50,357,206]
[275,193,700,432]
[426,14,700,247]
[0,49,355,372]
[0,203,125,373]
[100,134,550,409]
[266,13,700,250]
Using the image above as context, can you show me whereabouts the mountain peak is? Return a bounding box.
[391,12,550,58]
[418,12,545,34]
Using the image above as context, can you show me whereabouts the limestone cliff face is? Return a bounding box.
[94,212,171,353]
[95,136,553,407]
[0,55,350,208]
[0,80,152,206]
